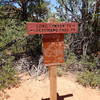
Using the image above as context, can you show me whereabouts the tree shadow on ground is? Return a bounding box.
[41,93,73,100]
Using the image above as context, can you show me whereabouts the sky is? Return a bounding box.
[47,0,59,12]
[49,0,58,6]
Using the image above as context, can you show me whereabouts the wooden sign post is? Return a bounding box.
[26,18,78,100]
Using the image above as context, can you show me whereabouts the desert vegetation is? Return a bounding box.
[0,0,100,92]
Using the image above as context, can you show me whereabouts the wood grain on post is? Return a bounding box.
[48,17,57,100]
[49,66,57,100]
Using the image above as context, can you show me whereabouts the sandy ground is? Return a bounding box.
[1,73,100,100]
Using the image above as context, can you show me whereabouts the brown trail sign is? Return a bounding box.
[27,22,78,34]
[43,34,64,65]
[26,18,78,100]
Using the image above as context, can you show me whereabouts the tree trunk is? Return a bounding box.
[21,0,28,21]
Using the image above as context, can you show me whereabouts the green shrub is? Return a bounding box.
[0,64,19,90]
[0,6,43,91]
[65,53,77,66]
[77,70,100,88]
[0,18,21,90]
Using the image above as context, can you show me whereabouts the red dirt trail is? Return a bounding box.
[1,73,100,100]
